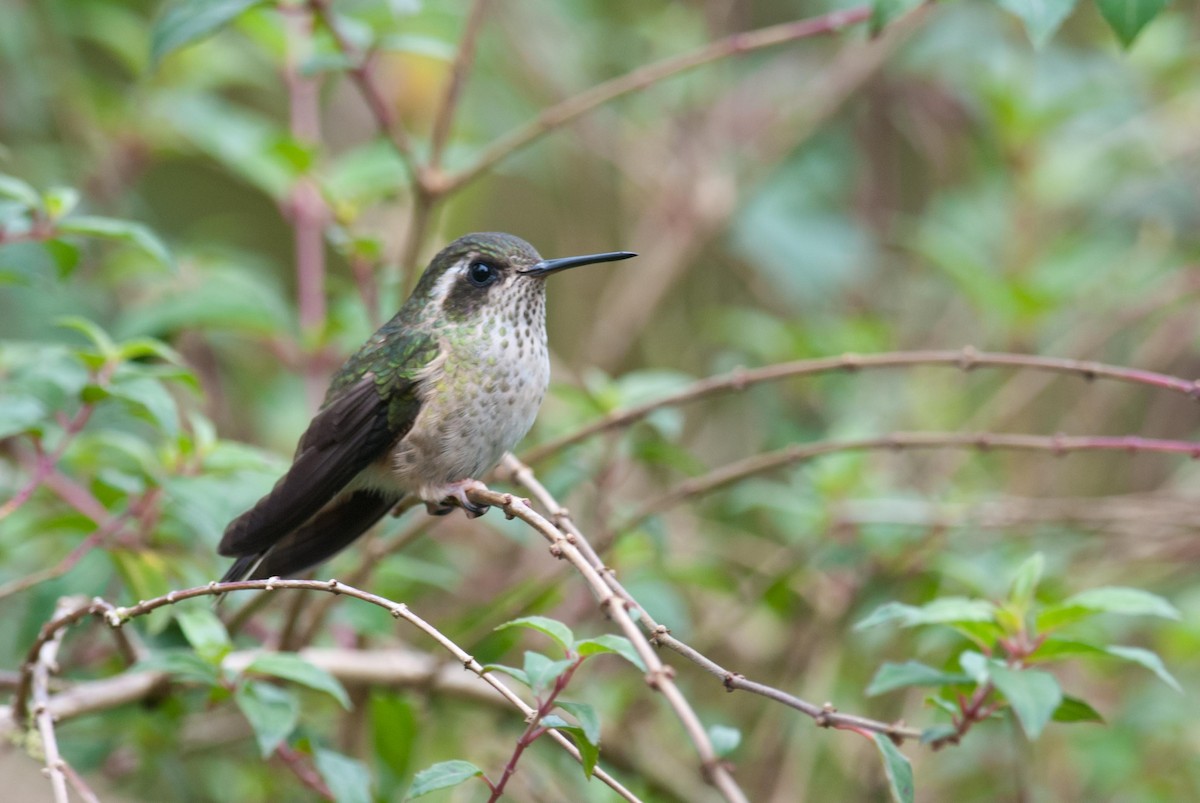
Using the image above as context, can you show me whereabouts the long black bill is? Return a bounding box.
[520,250,637,277]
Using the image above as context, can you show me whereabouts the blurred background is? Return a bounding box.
[1,0,1199,800]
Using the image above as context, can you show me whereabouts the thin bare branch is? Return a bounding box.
[443,6,872,193]
[626,432,1200,527]
[11,581,641,803]
[499,454,923,743]
[308,0,420,181]
[429,0,493,171]
[31,597,87,803]
[523,348,1200,463]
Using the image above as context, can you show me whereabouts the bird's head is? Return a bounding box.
[412,232,636,323]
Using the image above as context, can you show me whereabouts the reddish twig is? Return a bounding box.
[442,6,872,193]
[523,348,1200,463]
[625,432,1200,527]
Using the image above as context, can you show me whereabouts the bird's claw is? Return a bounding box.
[427,480,490,519]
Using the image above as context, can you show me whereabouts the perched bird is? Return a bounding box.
[218,232,635,583]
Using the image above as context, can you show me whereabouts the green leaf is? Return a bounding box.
[1028,638,1106,662]
[992,0,1079,47]
[408,760,483,799]
[245,652,352,708]
[1009,552,1044,612]
[1064,587,1180,620]
[574,634,647,671]
[1094,0,1169,47]
[1037,586,1180,632]
[919,724,959,744]
[58,316,119,362]
[56,215,173,269]
[481,663,529,687]
[871,0,923,31]
[0,173,41,208]
[175,606,231,663]
[495,616,575,654]
[556,701,601,746]
[314,748,373,803]
[540,718,599,778]
[867,661,973,696]
[235,680,299,757]
[989,665,1062,739]
[1053,695,1105,724]
[523,651,573,695]
[109,373,180,436]
[150,0,264,66]
[1106,645,1182,692]
[707,724,741,758]
[134,650,221,686]
[855,597,997,630]
[0,394,47,438]
[873,733,914,803]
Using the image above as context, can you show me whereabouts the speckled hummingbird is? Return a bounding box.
[218,232,635,582]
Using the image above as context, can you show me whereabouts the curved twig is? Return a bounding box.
[624,432,1200,528]
[522,349,1200,463]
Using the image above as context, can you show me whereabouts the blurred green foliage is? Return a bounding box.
[1,0,1198,801]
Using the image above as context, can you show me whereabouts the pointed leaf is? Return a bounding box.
[873,733,914,803]
[151,0,265,66]
[1053,695,1105,724]
[871,0,923,31]
[989,665,1062,739]
[234,680,299,757]
[1009,552,1044,612]
[1095,0,1168,47]
[557,701,601,746]
[56,215,173,268]
[314,748,373,803]
[992,0,1079,47]
[1106,645,1182,692]
[495,616,574,654]
[574,634,647,671]
[408,760,483,799]
[856,598,997,630]
[175,606,231,663]
[867,661,973,696]
[245,652,352,708]
[481,663,529,687]
[1064,587,1180,620]
[1028,638,1106,662]
[133,650,221,686]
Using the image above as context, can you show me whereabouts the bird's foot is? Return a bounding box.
[427,479,490,519]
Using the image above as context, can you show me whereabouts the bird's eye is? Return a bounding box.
[467,261,499,288]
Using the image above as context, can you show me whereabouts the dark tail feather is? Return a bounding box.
[219,491,397,582]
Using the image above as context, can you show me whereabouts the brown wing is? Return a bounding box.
[218,373,409,558]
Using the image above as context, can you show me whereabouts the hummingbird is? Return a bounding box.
[218,232,635,583]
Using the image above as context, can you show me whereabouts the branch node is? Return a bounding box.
[974,434,991,451]
[105,608,127,628]
[958,345,978,371]
[548,543,565,559]
[1191,379,1200,400]
[327,578,341,593]
[265,576,281,591]
[390,603,409,619]
[207,581,218,590]
[1052,432,1068,457]
[840,353,862,372]
[649,624,671,644]
[722,672,744,692]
